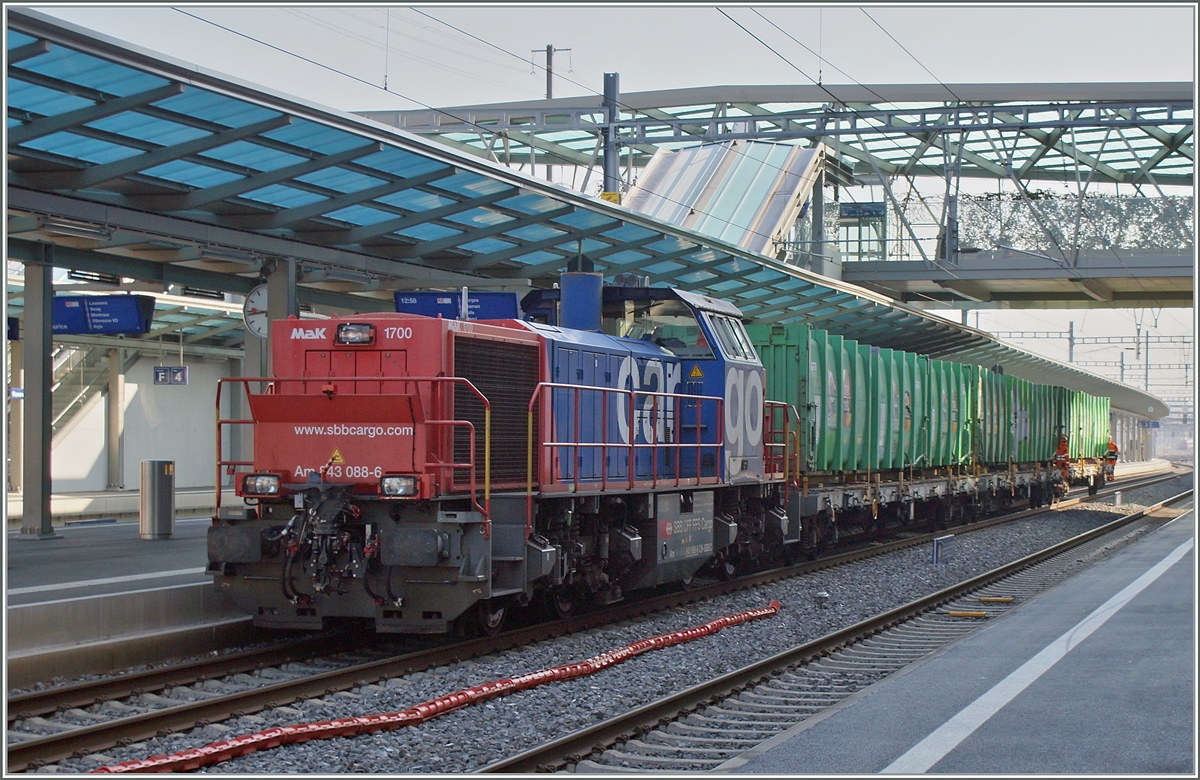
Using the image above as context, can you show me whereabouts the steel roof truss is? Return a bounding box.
[19,115,294,190]
[395,204,574,259]
[8,82,186,146]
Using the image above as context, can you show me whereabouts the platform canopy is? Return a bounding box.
[3,9,1169,419]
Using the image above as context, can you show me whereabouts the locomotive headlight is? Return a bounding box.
[336,322,375,345]
[242,473,281,496]
[380,475,418,496]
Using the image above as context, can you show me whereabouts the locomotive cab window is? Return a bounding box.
[602,299,714,359]
[709,314,757,362]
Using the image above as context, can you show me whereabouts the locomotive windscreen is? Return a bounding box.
[453,335,540,485]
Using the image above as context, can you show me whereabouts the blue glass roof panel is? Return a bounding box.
[553,210,617,230]
[262,119,364,154]
[198,140,304,171]
[140,159,244,188]
[444,207,511,228]
[322,205,396,226]
[375,189,455,211]
[429,172,511,197]
[21,47,169,96]
[152,90,282,128]
[395,223,460,241]
[644,260,686,275]
[509,250,559,265]
[7,80,94,116]
[604,250,652,266]
[85,114,210,146]
[239,184,328,209]
[504,224,564,242]
[21,131,142,164]
[598,224,658,242]
[293,167,386,193]
[495,193,564,215]
[8,30,37,47]
[354,147,448,178]
[458,237,514,254]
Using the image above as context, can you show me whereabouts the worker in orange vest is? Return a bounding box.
[1053,435,1070,484]
[1104,436,1119,478]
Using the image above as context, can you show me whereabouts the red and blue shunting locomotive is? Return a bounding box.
[208,275,1061,634]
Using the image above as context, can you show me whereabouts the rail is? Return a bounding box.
[525,382,724,534]
[214,376,492,527]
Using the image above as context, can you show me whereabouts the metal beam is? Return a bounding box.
[8,83,186,146]
[56,332,244,359]
[394,205,575,258]
[225,165,458,230]
[147,142,383,211]
[8,189,485,285]
[16,116,294,190]
[326,187,517,245]
[1074,278,1115,302]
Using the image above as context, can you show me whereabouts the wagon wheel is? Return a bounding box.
[477,599,508,636]
[715,557,738,581]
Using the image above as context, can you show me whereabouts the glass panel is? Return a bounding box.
[601,299,713,360]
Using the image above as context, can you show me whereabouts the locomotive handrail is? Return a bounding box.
[214,376,492,531]
[524,381,725,536]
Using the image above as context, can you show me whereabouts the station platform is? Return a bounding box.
[728,502,1194,774]
[5,486,241,528]
[5,514,253,686]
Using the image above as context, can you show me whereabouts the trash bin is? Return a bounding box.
[140,460,175,540]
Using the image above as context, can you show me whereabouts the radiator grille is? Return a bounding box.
[454,336,540,485]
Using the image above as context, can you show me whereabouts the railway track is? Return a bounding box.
[482,488,1193,773]
[5,468,1183,773]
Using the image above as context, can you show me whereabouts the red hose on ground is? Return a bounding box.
[90,600,782,773]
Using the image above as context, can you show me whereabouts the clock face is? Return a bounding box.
[243,284,269,338]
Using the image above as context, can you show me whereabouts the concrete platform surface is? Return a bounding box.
[6,516,212,605]
[731,505,1195,775]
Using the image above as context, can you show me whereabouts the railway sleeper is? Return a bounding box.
[666,721,779,739]
[687,708,807,725]
[593,750,724,768]
[619,739,745,756]
[642,731,764,747]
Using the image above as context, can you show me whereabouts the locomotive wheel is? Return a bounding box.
[716,558,737,581]
[545,588,578,620]
[477,599,508,636]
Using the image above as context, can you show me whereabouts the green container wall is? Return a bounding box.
[928,360,946,466]
[869,347,886,470]
[898,351,913,465]
[1069,391,1110,458]
[828,333,846,470]
[747,322,798,464]
[855,344,871,470]
[886,349,903,469]
[953,362,974,464]
[749,321,1115,475]
[816,328,835,468]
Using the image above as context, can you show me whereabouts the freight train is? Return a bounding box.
[208,275,1116,635]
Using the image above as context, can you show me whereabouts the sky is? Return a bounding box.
[19,3,1199,409]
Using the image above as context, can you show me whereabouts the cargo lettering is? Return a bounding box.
[293,424,414,437]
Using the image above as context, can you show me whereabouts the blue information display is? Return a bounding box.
[1137,420,1161,428]
[53,295,156,335]
[394,291,520,321]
